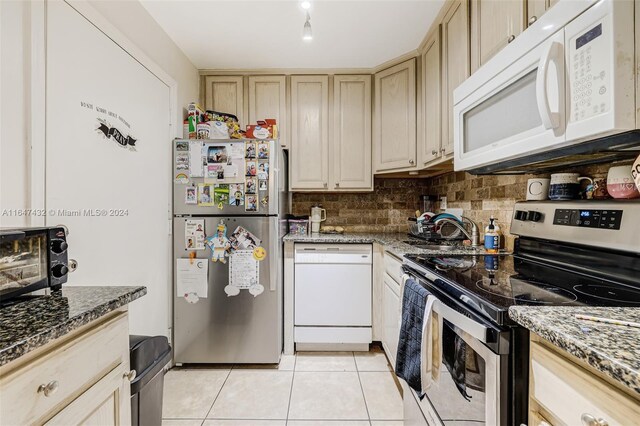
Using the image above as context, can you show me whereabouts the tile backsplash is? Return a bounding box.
[291,162,627,250]
[291,178,430,234]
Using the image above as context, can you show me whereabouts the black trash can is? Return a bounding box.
[129,335,172,426]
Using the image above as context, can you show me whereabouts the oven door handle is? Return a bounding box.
[434,297,490,344]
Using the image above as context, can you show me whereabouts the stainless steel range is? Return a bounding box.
[401,200,640,426]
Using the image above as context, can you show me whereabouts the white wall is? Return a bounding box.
[0,1,32,227]
[87,0,198,128]
[0,0,199,336]
[0,0,198,225]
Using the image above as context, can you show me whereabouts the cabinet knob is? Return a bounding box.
[335,183,340,188]
[68,259,78,273]
[37,380,59,397]
[581,413,609,426]
[528,15,538,25]
[431,150,438,156]
[123,369,137,382]
[508,34,516,43]
[323,182,328,188]
[440,148,446,153]
[409,159,415,165]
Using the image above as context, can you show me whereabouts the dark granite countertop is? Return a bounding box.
[283,232,507,258]
[0,286,146,366]
[509,306,640,395]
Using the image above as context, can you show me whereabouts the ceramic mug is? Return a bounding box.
[549,173,592,200]
[526,178,550,201]
[607,165,640,199]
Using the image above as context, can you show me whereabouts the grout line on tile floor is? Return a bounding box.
[354,352,373,422]
[202,368,232,420]
[284,353,298,424]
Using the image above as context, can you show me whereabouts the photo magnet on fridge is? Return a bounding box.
[246,160,257,177]
[229,183,244,206]
[257,161,269,180]
[245,195,258,212]
[258,143,269,159]
[214,184,229,205]
[245,177,257,194]
[198,183,215,206]
[176,141,189,151]
[258,180,268,191]
[207,146,228,164]
[185,186,197,204]
[245,141,256,159]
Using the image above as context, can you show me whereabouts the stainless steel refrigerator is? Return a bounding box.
[172,139,289,364]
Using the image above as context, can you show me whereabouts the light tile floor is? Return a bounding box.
[162,348,403,426]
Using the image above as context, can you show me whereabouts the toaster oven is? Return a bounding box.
[0,226,75,302]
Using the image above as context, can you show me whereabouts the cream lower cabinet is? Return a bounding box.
[470,0,525,73]
[290,75,372,192]
[381,251,404,369]
[332,75,372,191]
[373,59,417,173]
[529,335,640,426]
[0,311,133,426]
[382,273,401,369]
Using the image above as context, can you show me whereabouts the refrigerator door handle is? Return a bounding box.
[269,217,278,292]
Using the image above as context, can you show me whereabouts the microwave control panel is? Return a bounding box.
[568,17,611,123]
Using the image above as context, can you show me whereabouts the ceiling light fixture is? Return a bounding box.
[301,1,311,10]
[303,12,312,41]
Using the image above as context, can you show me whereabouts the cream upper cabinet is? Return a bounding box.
[290,75,330,190]
[471,0,525,72]
[442,0,470,156]
[373,58,417,172]
[420,27,443,166]
[332,75,372,190]
[527,0,549,27]
[203,75,245,127]
[248,75,287,148]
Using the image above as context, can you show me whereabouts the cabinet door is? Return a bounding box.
[45,364,130,426]
[374,59,417,172]
[471,0,525,71]
[382,274,401,369]
[248,75,287,147]
[290,76,330,190]
[441,0,470,156]
[203,76,244,127]
[421,27,443,166]
[333,75,372,191]
[527,0,549,27]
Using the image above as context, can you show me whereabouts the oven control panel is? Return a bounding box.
[553,209,623,230]
[511,201,638,253]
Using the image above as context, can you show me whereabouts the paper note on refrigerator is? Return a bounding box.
[176,258,209,299]
[189,141,204,177]
[227,250,260,296]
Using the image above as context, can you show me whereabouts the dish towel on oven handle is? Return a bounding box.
[395,274,443,397]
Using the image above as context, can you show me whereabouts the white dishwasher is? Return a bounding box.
[294,243,372,351]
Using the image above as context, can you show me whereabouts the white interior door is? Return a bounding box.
[45,2,171,336]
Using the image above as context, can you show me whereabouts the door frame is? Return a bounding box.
[29,0,178,226]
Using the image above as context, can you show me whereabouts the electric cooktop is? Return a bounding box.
[403,253,640,326]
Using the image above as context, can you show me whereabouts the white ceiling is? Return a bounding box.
[140,0,445,69]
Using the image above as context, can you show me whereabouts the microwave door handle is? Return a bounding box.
[536,41,562,130]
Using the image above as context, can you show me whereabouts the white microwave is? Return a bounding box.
[453,0,638,174]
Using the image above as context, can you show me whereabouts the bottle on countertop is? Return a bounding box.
[484,216,500,254]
